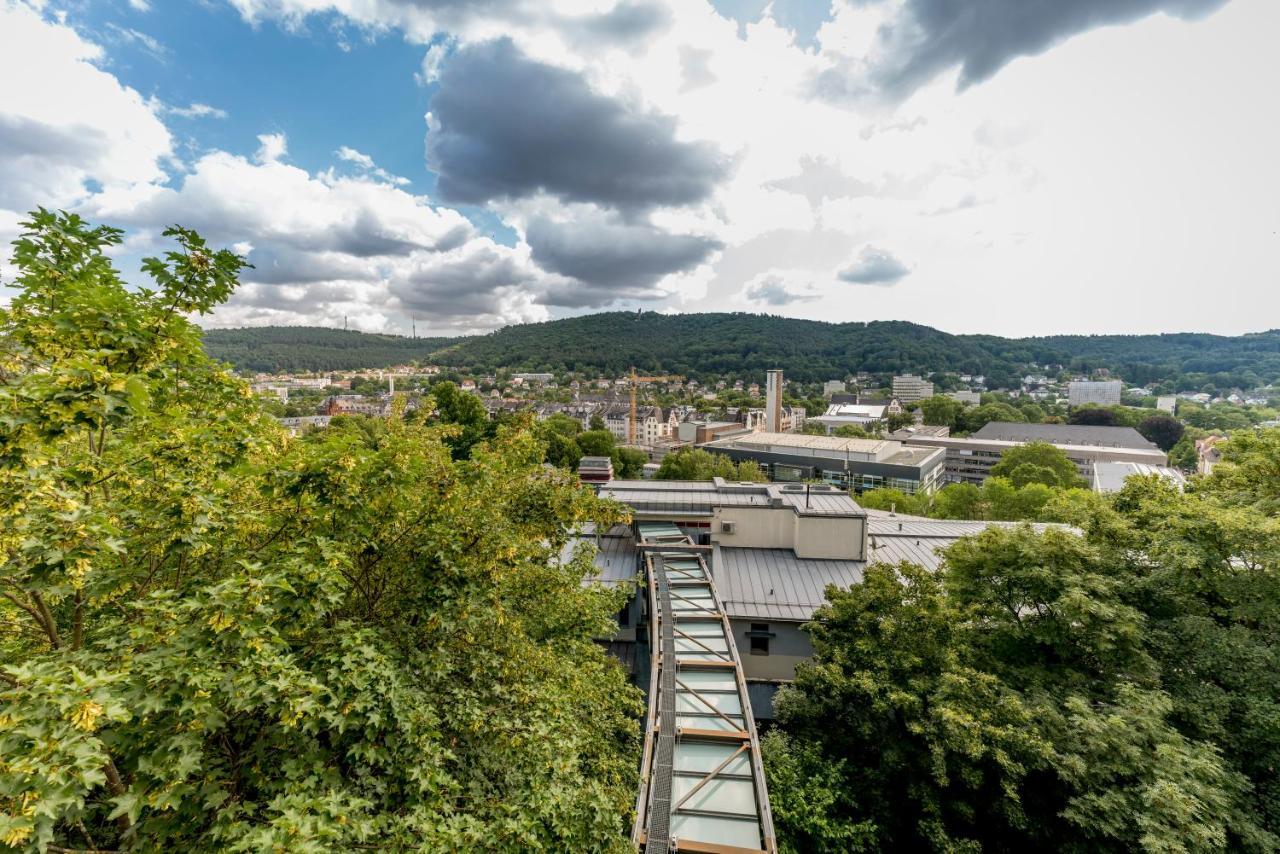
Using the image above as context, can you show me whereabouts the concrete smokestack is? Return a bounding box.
[765,369,783,432]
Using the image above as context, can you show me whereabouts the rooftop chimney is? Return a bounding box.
[765,369,783,433]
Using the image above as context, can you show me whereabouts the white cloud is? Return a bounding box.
[0,0,171,275]
[167,102,228,120]
[90,146,557,333]
[128,0,151,11]
[254,132,288,164]
[335,145,374,169]
[335,145,408,185]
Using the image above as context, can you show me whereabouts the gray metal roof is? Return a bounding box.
[971,421,1158,450]
[559,526,640,587]
[1092,461,1187,493]
[715,546,865,621]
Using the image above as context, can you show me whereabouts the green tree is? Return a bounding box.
[1136,413,1185,452]
[616,447,648,479]
[884,411,915,432]
[768,561,1046,851]
[576,429,618,458]
[919,395,963,430]
[429,380,492,459]
[989,442,1085,488]
[0,211,640,852]
[654,448,765,482]
[960,402,1024,434]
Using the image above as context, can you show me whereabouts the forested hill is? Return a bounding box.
[200,326,454,373]
[202,313,1280,387]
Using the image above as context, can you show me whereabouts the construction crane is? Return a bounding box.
[628,368,682,445]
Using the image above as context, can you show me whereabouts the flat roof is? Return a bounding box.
[1092,461,1187,493]
[972,422,1158,450]
[599,477,866,518]
[703,432,944,468]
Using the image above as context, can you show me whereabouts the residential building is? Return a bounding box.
[900,422,1167,484]
[1196,436,1225,475]
[512,372,554,384]
[701,431,946,495]
[1156,395,1178,413]
[948,390,981,405]
[743,405,806,433]
[276,415,332,435]
[602,405,675,446]
[823,379,847,396]
[892,374,934,403]
[1068,380,1122,407]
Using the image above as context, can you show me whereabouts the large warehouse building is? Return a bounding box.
[900,422,1167,484]
[700,431,946,495]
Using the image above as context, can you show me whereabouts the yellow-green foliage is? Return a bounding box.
[0,211,640,852]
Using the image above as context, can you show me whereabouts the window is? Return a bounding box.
[748,622,773,656]
[618,603,630,627]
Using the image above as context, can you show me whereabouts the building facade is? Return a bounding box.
[892,374,934,403]
[1068,380,1123,407]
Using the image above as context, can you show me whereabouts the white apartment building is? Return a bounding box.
[1068,380,1122,407]
[892,374,934,403]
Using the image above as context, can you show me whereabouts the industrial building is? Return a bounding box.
[569,479,1064,722]
[700,431,946,495]
[1068,380,1123,407]
[900,421,1167,484]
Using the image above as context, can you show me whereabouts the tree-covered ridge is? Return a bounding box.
[203,314,1280,388]
[0,212,640,852]
[198,325,453,373]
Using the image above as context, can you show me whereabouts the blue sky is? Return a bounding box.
[1,0,1276,337]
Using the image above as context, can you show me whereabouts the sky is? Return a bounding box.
[0,0,1277,338]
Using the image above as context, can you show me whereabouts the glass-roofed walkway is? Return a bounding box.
[631,522,776,854]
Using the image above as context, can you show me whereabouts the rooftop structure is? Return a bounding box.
[971,422,1159,451]
[631,522,776,854]
[700,431,946,496]
[577,455,614,485]
[1092,462,1187,493]
[808,403,886,433]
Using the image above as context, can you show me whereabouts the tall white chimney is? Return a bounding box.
[765,369,783,433]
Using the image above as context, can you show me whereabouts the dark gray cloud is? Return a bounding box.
[526,217,721,302]
[0,114,107,209]
[389,243,538,317]
[744,274,819,306]
[565,1,671,44]
[838,246,911,285]
[427,38,729,212]
[817,0,1230,101]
